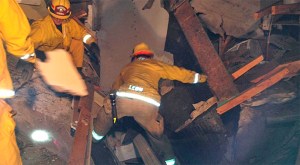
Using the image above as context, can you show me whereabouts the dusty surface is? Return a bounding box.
[98,0,169,91]
[7,72,73,164]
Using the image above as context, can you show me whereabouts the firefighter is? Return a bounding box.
[29,0,100,74]
[0,0,42,164]
[93,42,207,164]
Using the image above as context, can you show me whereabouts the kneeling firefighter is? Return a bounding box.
[93,42,208,165]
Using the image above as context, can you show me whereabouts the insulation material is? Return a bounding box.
[36,49,88,96]
[98,0,169,91]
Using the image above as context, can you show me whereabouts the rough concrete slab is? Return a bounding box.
[190,0,280,38]
[98,0,168,91]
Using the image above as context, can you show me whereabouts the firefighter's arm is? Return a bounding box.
[70,19,100,64]
[1,0,35,61]
[160,62,207,84]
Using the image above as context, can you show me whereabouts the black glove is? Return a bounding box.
[89,42,100,63]
[35,49,47,62]
[16,59,34,85]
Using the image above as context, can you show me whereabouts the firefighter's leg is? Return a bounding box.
[117,97,164,138]
[92,101,113,142]
[134,107,177,164]
[117,98,177,164]
[69,39,84,68]
[0,100,22,165]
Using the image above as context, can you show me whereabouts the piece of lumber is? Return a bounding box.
[251,60,300,83]
[133,134,162,165]
[71,96,80,132]
[254,1,282,19]
[175,97,217,132]
[272,3,300,15]
[217,68,289,114]
[232,55,264,80]
[68,82,94,165]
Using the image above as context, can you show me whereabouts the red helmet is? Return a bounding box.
[48,0,71,19]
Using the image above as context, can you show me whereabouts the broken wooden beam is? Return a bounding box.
[167,0,239,101]
[254,1,300,19]
[272,3,300,15]
[254,1,281,19]
[251,60,300,83]
[68,82,94,165]
[217,68,289,114]
[175,97,217,132]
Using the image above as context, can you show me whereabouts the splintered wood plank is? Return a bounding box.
[217,68,289,114]
[251,60,300,83]
[69,82,94,165]
[232,55,264,80]
[272,3,300,15]
[254,1,282,19]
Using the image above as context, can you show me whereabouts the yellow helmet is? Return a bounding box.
[48,0,71,19]
[132,42,154,57]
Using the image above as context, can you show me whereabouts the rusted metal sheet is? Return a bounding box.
[69,82,94,165]
[167,0,239,101]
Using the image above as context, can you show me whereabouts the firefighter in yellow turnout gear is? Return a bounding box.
[0,0,37,164]
[29,0,100,72]
[93,43,207,164]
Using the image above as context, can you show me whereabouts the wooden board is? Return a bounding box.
[69,83,94,165]
[232,55,264,80]
[217,68,289,114]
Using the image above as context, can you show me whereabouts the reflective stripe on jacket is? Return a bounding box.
[0,0,35,98]
[30,15,95,52]
[113,59,200,103]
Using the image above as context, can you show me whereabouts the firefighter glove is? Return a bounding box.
[35,49,47,62]
[198,74,207,83]
[16,59,34,85]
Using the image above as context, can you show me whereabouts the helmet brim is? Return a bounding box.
[133,50,154,57]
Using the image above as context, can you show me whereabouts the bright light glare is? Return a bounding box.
[165,158,176,165]
[31,130,50,142]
